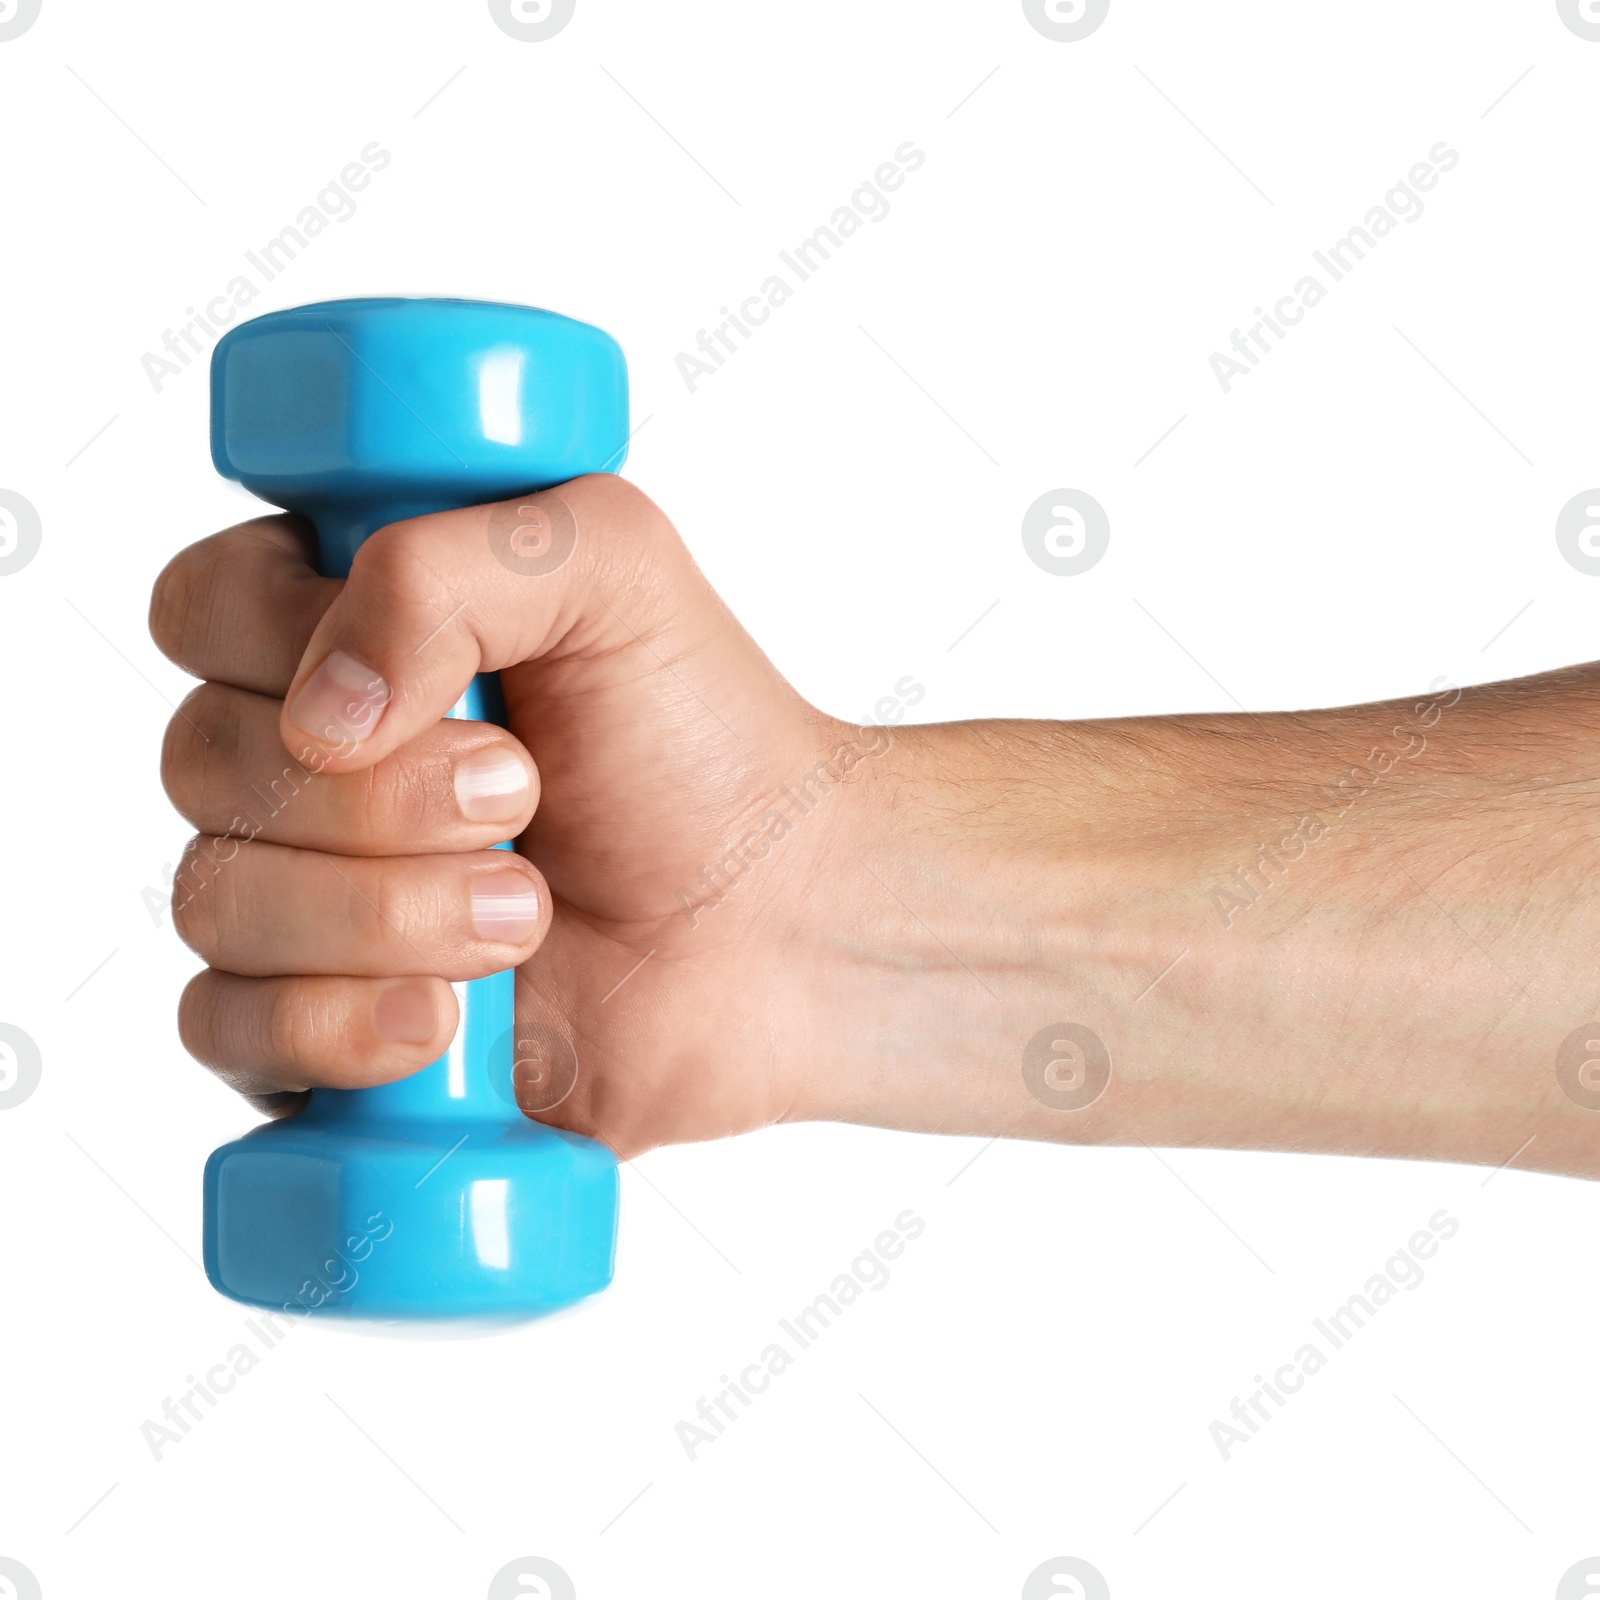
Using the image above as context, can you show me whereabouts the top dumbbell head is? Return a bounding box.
[211,296,629,565]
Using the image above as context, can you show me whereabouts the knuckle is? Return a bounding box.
[161,684,240,825]
[346,760,406,854]
[574,477,684,616]
[160,692,204,813]
[170,835,241,959]
[176,971,220,1063]
[573,471,649,518]
[351,520,454,617]
[150,539,227,674]
[350,731,532,852]
[148,548,195,665]
[264,982,327,1076]
[250,750,315,835]
[347,856,411,953]
[169,838,210,953]
[578,474,675,555]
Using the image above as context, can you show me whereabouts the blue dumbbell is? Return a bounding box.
[202,297,627,1322]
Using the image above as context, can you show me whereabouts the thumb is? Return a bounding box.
[278,475,694,772]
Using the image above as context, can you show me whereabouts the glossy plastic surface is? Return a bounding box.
[203,297,626,1322]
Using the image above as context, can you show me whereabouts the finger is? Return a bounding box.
[172,837,548,979]
[277,474,743,772]
[150,515,337,695]
[179,969,459,1096]
[163,683,539,854]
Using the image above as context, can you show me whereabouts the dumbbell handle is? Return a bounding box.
[298,503,517,1130]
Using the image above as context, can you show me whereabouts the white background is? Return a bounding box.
[2,2,1598,1596]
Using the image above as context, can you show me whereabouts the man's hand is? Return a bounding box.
[149,475,874,1156]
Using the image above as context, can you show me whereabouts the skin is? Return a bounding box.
[150,474,1600,1176]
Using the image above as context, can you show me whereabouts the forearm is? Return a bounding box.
[798,665,1600,1179]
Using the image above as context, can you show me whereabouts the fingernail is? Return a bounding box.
[372,980,438,1044]
[288,650,391,748]
[471,870,540,943]
[454,747,531,823]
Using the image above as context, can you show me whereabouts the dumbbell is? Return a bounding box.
[202,297,627,1322]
